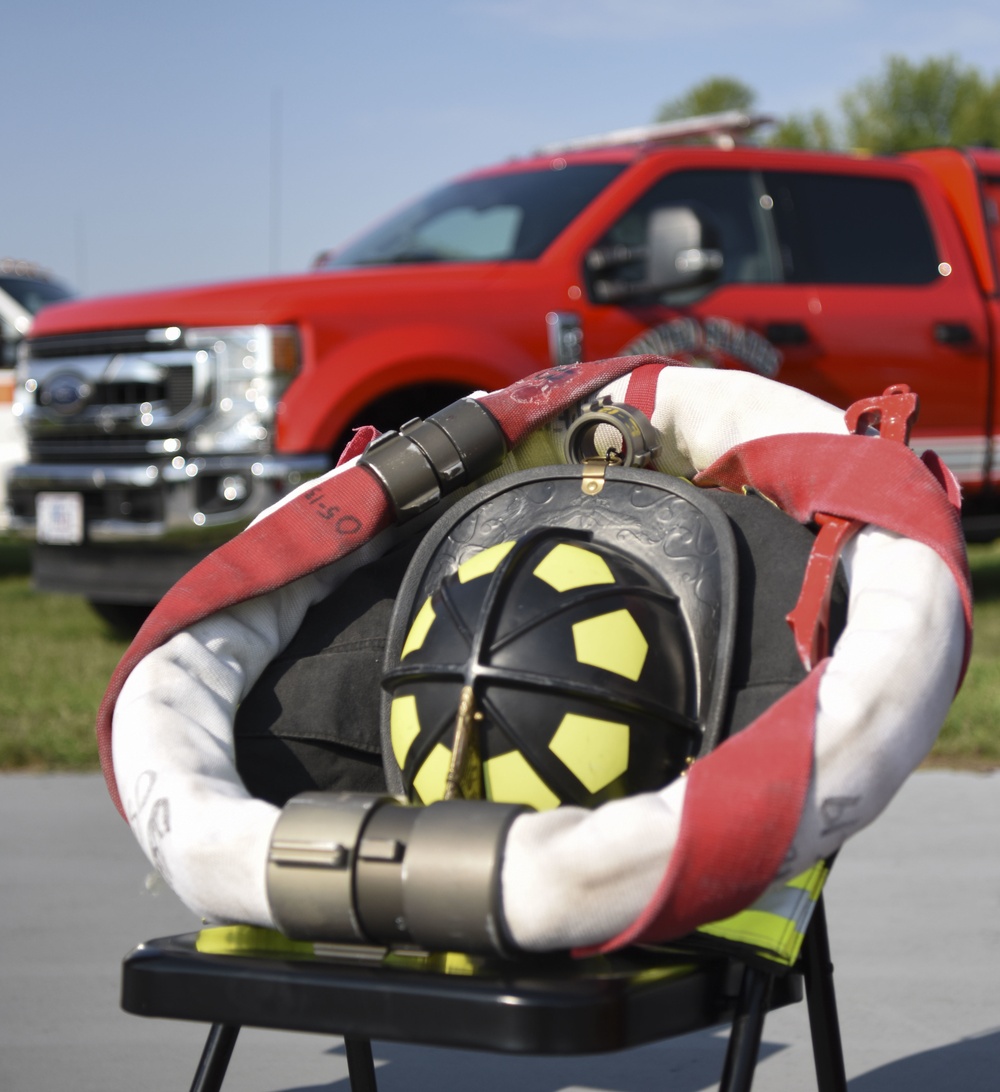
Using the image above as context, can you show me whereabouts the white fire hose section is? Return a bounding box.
[112,368,965,947]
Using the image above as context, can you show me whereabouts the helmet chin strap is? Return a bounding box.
[443,685,483,802]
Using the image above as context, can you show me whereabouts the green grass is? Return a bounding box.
[0,533,997,772]
[934,540,1000,769]
[0,537,128,769]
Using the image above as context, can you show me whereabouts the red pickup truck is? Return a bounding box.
[8,112,1000,611]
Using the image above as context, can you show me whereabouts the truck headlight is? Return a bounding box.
[184,325,300,454]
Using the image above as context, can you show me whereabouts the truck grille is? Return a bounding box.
[88,367,195,415]
[22,328,208,457]
[28,329,176,358]
[27,433,180,462]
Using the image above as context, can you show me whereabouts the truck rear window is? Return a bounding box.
[324,163,625,268]
[763,172,940,285]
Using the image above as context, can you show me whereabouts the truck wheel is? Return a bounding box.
[88,600,152,636]
[334,383,475,457]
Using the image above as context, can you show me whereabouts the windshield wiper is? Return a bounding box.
[349,249,447,267]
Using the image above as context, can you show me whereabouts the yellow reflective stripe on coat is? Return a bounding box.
[697,859,829,967]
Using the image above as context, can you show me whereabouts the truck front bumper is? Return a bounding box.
[7,452,329,544]
[6,451,330,604]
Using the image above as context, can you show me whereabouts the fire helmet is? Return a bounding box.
[381,464,739,810]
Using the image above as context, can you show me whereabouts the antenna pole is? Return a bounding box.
[269,89,282,274]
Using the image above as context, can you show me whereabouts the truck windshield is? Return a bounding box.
[322,163,625,268]
[0,275,73,314]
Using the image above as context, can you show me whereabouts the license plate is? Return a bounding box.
[36,492,84,545]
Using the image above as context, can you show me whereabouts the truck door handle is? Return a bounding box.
[933,322,974,346]
[764,322,810,346]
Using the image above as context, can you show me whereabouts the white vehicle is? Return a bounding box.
[0,260,73,528]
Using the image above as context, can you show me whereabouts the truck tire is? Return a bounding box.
[88,600,152,635]
[334,382,476,457]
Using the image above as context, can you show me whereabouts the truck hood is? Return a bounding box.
[29,264,510,337]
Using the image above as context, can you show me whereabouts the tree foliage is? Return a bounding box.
[655,76,757,122]
[768,111,837,150]
[659,57,1000,152]
[842,55,1000,151]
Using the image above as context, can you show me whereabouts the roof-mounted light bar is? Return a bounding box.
[535,111,774,156]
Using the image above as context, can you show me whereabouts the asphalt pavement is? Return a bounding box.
[1,768,997,1092]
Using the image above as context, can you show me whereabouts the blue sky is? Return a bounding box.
[9,0,1000,298]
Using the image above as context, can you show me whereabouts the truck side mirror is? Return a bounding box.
[588,205,724,303]
[646,206,724,293]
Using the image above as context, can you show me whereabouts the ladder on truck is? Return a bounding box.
[536,110,774,155]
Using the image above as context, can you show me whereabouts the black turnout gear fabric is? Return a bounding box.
[234,490,845,807]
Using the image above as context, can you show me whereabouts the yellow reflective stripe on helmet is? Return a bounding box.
[696,860,829,967]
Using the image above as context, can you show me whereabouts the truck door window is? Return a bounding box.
[592,168,782,292]
[977,177,1000,277]
[324,163,626,268]
[763,172,939,284]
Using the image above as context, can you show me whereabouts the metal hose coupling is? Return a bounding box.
[358,398,508,520]
[266,791,527,955]
[563,399,661,469]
